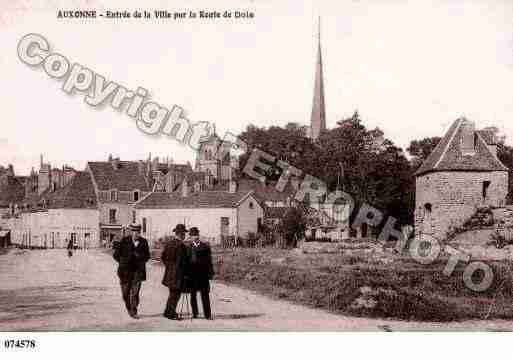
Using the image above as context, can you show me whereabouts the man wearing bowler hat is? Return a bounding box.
[187,227,214,320]
[161,223,189,320]
[113,223,150,319]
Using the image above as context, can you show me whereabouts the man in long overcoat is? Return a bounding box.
[113,223,150,319]
[187,227,214,320]
[161,224,188,320]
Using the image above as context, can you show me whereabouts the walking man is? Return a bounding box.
[161,224,188,320]
[67,238,74,257]
[187,227,214,320]
[113,223,150,319]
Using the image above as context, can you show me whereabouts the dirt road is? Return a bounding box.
[0,249,511,331]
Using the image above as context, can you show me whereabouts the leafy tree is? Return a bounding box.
[407,137,441,170]
[236,112,415,225]
[280,206,307,247]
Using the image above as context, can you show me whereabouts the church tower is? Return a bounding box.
[310,17,327,141]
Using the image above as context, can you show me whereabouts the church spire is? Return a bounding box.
[310,16,326,140]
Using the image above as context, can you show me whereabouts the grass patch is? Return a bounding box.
[212,247,513,322]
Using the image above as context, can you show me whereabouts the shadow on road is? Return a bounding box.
[0,284,107,324]
[212,313,265,320]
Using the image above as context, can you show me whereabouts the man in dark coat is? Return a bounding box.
[161,224,188,320]
[187,227,214,320]
[113,223,150,319]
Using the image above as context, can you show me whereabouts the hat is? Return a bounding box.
[129,223,142,232]
[172,224,188,233]
[189,227,199,236]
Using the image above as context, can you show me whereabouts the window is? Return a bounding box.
[132,211,136,223]
[220,217,229,236]
[71,233,77,246]
[424,203,432,213]
[142,218,147,233]
[482,181,491,199]
[109,209,117,224]
[249,201,254,209]
[84,233,90,248]
[110,189,117,202]
[133,190,139,202]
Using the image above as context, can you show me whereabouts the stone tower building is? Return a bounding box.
[415,118,509,240]
[195,131,232,181]
[38,154,52,195]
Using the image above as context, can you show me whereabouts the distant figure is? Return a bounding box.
[67,239,73,257]
[161,224,188,320]
[187,227,214,320]
[113,223,150,319]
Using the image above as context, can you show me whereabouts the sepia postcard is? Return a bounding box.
[1,0,513,357]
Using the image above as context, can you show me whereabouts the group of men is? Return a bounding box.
[113,223,214,320]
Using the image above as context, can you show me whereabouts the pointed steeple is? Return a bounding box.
[310,16,326,140]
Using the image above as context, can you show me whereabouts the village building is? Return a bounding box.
[86,157,151,245]
[8,171,99,248]
[415,118,509,241]
[134,179,263,246]
[0,164,26,228]
[195,131,233,181]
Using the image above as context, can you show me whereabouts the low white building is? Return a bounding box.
[9,171,100,248]
[135,184,263,246]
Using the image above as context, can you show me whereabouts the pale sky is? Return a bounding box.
[1,0,513,175]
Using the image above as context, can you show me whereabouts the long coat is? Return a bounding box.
[113,236,150,283]
[186,240,215,292]
[161,237,188,291]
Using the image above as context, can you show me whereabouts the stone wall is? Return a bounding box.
[415,170,508,241]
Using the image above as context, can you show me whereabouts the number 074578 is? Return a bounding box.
[4,339,36,349]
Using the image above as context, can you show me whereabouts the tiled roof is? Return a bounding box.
[264,206,288,219]
[88,161,150,191]
[168,163,193,172]
[36,171,97,209]
[135,190,255,209]
[212,178,295,203]
[415,118,508,176]
[0,176,25,208]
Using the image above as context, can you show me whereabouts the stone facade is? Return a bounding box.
[415,171,508,240]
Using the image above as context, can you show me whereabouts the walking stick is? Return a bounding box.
[179,294,185,319]
[186,292,192,321]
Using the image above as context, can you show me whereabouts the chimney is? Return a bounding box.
[138,160,145,176]
[164,171,174,193]
[7,164,14,177]
[460,119,476,156]
[181,177,189,197]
